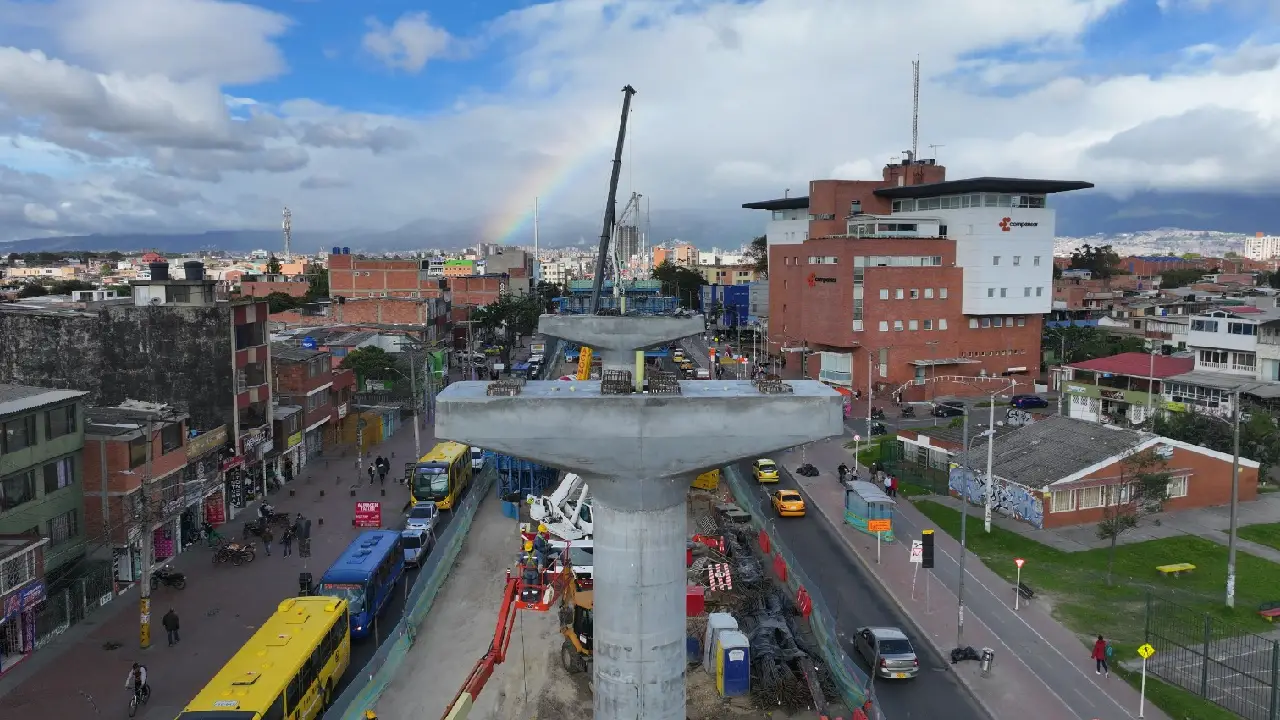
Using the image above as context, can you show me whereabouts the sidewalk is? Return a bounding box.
[780,438,1170,720]
[0,421,429,720]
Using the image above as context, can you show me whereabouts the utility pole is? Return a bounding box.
[139,416,154,649]
[956,408,970,649]
[407,349,422,460]
[1226,389,1242,607]
[984,395,996,532]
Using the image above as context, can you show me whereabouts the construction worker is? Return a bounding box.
[532,524,554,571]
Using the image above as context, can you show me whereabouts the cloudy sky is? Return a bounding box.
[0,0,1276,244]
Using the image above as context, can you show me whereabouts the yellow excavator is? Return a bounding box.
[559,584,594,675]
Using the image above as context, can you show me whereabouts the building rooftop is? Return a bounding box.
[1164,371,1280,398]
[1070,352,1194,378]
[0,384,88,418]
[956,415,1148,489]
[741,197,810,211]
[270,343,326,363]
[872,177,1095,200]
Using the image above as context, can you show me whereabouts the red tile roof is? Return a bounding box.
[1069,352,1194,378]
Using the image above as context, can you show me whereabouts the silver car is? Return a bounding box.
[854,626,919,679]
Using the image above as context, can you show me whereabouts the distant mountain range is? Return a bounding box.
[1,190,1275,255]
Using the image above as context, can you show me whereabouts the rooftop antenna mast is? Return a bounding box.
[282,206,293,263]
[911,58,920,162]
[589,84,637,314]
[928,143,945,160]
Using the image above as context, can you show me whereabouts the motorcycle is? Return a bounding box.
[214,542,257,566]
[244,513,292,540]
[900,404,916,418]
[870,407,886,420]
[150,566,187,590]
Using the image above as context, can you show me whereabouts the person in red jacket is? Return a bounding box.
[1092,635,1110,676]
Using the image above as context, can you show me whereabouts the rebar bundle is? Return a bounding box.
[485,377,524,396]
[648,370,681,395]
[600,369,634,395]
[752,377,794,394]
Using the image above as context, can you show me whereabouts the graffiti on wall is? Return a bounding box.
[1004,408,1036,427]
[948,467,1045,529]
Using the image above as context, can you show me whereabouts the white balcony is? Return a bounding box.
[819,369,851,386]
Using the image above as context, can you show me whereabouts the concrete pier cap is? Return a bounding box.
[538,313,705,372]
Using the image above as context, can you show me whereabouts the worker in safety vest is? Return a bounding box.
[532,524,554,571]
[519,541,541,589]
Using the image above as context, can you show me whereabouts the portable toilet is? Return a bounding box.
[703,612,738,673]
[714,629,750,697]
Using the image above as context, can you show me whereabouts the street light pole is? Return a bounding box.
[1227,389,1242,608]
[956,407,970,649]
[407,351,422,460]
[984,395,996,533]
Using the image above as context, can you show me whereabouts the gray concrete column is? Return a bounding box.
[597,349,635,375]
[588,474,689,720]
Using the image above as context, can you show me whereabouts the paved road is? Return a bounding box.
[730,460,988,720]
[0,418,436,720]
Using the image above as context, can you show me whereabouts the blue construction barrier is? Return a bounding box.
[486,450,557,503]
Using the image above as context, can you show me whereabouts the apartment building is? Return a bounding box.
[1161,302,1280,417]
[1244,232,1280,261]
[0,385,88,575]
[1062,353,1194,425]
[270,344,336,473]
[327,251,448,300]
[746,159,1092,398]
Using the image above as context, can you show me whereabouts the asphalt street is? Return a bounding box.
[731,460,989,720]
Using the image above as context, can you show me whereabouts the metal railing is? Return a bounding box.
[1145,591,1280,720]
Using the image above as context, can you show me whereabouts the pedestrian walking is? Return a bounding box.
[889,476,898,497]
[281,526,294,557]
[162,608,180,646]
[1092,635,1111,676]
[378,464,388,485]
[262,527,274,556]
[367,465,375,485]
[883,473,894,497]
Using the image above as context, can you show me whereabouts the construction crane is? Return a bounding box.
[588,85,637,314]
[441,566,571,720]
[610,191,643,300]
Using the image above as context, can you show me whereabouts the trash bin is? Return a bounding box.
[979,647,995,676]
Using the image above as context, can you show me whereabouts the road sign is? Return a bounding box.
[853,434,861,442]
[1014,558,1025,569]
[1137,643,1156,659]
[354,501,382,528]
[909,540,923,564]
[868,519,891,533]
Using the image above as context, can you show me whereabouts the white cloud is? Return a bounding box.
[362,12,452,73]
[0,0,1279,243]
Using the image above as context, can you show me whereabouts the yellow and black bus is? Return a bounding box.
[412,441,473,510]
[177,596,350,720]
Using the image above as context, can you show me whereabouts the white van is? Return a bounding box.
[471,447,485,470]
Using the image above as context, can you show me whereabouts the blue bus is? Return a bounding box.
[316,530,404,639]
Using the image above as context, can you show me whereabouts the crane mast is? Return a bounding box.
[588,85,637,314]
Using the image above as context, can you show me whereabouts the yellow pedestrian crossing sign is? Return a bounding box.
[1137,643,1156,659]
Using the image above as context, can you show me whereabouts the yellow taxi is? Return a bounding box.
[772,489,806,517]
[752,458,779,483]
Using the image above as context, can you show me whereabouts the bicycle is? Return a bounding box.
[128,684,150,717]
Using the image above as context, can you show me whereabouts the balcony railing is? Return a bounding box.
[1198,360,1256,373]
[818,369,851,386]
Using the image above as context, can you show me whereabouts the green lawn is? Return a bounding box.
[914,500,1280,654]
[1238,522,1280,552]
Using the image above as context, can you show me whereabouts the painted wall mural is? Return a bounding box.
[948,466,1045,529]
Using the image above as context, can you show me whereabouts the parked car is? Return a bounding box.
[1010,394,1049,409]
[853,627,920,679]
[931,400,966,418]
[771,489,806,517]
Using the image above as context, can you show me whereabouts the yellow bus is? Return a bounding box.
[177,596,350,720]
[412,441,473,510]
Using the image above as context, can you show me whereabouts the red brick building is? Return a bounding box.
[746,159,1092,400]
[327,254,447,299]
[270,344,336,472]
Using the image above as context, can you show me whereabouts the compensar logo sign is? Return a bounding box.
[999,217,1039,232]
[806,273,836,287]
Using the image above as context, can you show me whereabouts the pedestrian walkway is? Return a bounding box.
[777,437,1170,720]
[0,421,429,720]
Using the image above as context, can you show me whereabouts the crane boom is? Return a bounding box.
[588,84,637,314]
[443,573,520,720]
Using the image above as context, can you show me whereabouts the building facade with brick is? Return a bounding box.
[270,344,336,472]
[746,159,1092,400]
[327,254,448,300]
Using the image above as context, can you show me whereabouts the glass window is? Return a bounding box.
[1078,487,1103,510]
[994,318,1003,328]
[1017,317,1026,327]
[993,256,1000,266]
[1191,319,1218,332]
[939,288,948,299]
[46,405,77,439]
[878,321,888,332]
[910,289,919,299]
[2,416,35,453]
[1033,256,1041,266]
[1051,490,1075,513]
[1167,475,1189,498]
[43,456,73,494]
[1036,287,1043,297]
[893,320,904,331]
[1000,288,1007,298]
[969,318,979,329]
[0,471,35,511]
[940,319,948,330]
[923,319,933,330]
[1013,256,1021,266]
[908,320,919,331]
[262,694,285,720]
[129,437,148,468]
[895,289,904,300]
[987,288,995,298]
[924,288,934,299]
[48,509,78,546]
[879,289,889,300]
[1024,287,1031,297]
[981,318,992,328]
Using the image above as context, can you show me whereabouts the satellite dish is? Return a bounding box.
[149,297,163,305]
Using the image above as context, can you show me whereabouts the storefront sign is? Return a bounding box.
[220,455,245,472]
[240,426,268,455]
[186,425,228,460]
[337,403,348,419]
[19,581,45,611]
[354,501,382,528]
[228,468,245,508]
[204,495,226,525]
[4,592,19,619]
[287,432,302,449]
[1100,389,1126,401]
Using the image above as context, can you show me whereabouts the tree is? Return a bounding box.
[1158,268,1207,289]
[1156,406,1280,481]
[306,269,329,300]
[49,280,96,295]
[16,284,47,298]
[265,291,303,314]
[266,255,282,275]
[746,235,768,278]
[1097,448,1173,585]
[106,284,132,297]
[1043,325,1144,365]
[1224,251,1241,259]
[340,347,400,388]
[651,260,706,308]
[99,262,114,276]
[1068,244,1122,279]
[470,292,544,362]
[533,281,564,313]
